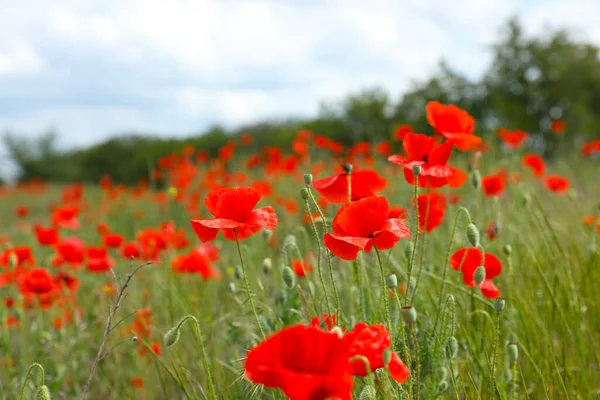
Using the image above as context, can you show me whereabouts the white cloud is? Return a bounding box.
[0,42,43,75]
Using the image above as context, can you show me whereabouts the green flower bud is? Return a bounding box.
[359,385,376,400]
[401,306,417,325]
[36,385,51,400]
[383,348,392,367]
[331,326,344,337]
[262,257,272,274]
[447,336,459,359]
[507,342,519,363]
[300,188,310,200]
[435,366,448,382]
[412,164,422,176]
[234,265,243,280]
[474,266,486,286]
[438,380,449,392]
[261,228,273,242]
[228,282,237,294]
[282,234,296,248]
[494,297,506,314]
[385,274,398,289]
[163,326,181,347]
[472,170,481,189]
[303,174,313,186]
[282,266,296,289]
[502,244,512,256]
[404,242,414,260]
[466,223,480,247]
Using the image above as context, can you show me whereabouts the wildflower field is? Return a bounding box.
[1,102,600,399]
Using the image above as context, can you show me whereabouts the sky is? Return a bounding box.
[1,0,600,178]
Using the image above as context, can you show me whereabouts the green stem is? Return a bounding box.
[375,248,392,338]
[411,325,420,400]
[304,198,332,317]
[490,312,501,399]
[307,188,341,319]
[20,363,45,400]
[410,232,427,305]
[141,339,191,400]
[433,207,472,333]
[234,230,265,339]
[406,175,420,305]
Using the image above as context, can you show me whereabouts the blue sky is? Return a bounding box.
[1,0,599,173]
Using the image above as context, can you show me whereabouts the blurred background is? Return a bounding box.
[1,0,599,185]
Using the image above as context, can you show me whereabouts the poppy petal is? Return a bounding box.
[332,196,390,237]
[479,280,500,298]
[204,187,261,221]
[324,234,367,260]
[389,352,411,383]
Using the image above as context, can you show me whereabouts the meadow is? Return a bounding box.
[1,102,600,399]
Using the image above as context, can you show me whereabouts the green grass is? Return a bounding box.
[0,149,599,399]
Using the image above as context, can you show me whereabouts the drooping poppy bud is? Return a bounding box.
[282,266,296,289]
[36,385,51,400]
[385,274,398,289]
[447,336,459,359]
[472,170,481,189]
[359,385,376,400]
[494,297,505,314]
[474,266,486,286]
[163,326,182,347]
[466,223,480,247]
[300,188,309,200]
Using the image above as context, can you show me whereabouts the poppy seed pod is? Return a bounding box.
[303,174,313,186]
[228,282,237,294]
[300,188,310,200]
[359,385,376,400]
[234,265,243,280]
[507,342,519,363]
[412,164,422,176]
[342,163,353,174]
[385,274,398,289]
[401,306,417,325]
[163,326,181,347]
[447,336,459,358]
[282,266,296,289]
[502,244,512,256]
[473,266,486,286]
[466,223,480,247]
[494,297,506,313]
[36,385,51,400]
[472,170,481,189]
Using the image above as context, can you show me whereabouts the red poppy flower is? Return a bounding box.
[1,246,36,268]
[190,187,277,242]
[171,245,220,280]
[450,247,502,298]
[414,192,447,233]
[121,242,141,259]
[54,237,86,267]
[18,268,56,295]
[388,206,408,219]
[34,225,60,247]
[550,120,566,134]
[345,322,410,383]
[375,140,392,156]
[497,128,528,148]
[486,220,500,240]
[52,206,80,230]
[102,233,124,248]
[393,124,414,141]
[543,175,570,194]
[311,314,338,330]
[313,169,387,204]
[324,196,410,260]
[426,101,480,151]
[481,171,507,197]
[14,206,29,218]
[54,272,80,293]
[581,139,600,157]
[244,324,353,400]
[522,154,545,177]
[292,260,313,277]
[388,133,466,189]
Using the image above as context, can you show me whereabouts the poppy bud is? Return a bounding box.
[342,163,353,174]
[401,306,417,325]
[383,348,392,367]
[438,380,448,392]
[435,366,448,382]
[36,385,51,400]
[262,257,272,274]
[9,252,18,269]
[466,223,480,247]
[472,170,481,189]
[412,164,422,176]
[502,244,512,256]
[359,385,376,400]
[282,234,296,248]
[385,274,398,289]
[494,297,505,314]
[261,228,272,242]
[303,174,313,186]
[282,266,296,289]
[507,342,519,363]
[234,265,243,280]
[163,326,181,347]
[447,336,459,358]
[474,266,486,286]
[228,282,237,294]
[300,188,309,200]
